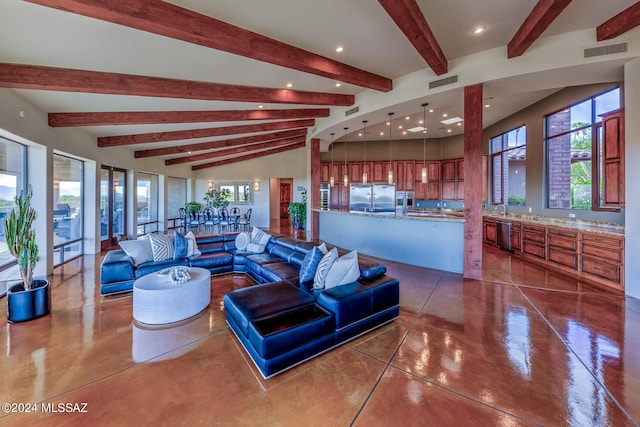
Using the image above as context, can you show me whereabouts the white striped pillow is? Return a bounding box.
[149,234,174,262]
[313,247,338,290]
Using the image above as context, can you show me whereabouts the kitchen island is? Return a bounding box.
[316,209,466,274]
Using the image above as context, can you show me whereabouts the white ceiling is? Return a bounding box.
[0,0,637,167]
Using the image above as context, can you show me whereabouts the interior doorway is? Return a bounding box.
[100,166,127,249]
[269,178,293,232]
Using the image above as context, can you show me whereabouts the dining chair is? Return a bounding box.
[237,208,252,231]
[202,207,216,234]
[218,208,231,233]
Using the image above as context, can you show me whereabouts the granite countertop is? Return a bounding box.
[482,211,624,236]
[314,209,466,223]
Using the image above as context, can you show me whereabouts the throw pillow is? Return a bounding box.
[174,231,201,259]
[299,246,323,285]
[184,231,201,257]
[251,226,271,246]
[119,236,153,266]
[149,233,174,262]
[313,247,338,290]
[324,250,360,289]
[235,231,251,251]
[246,242,266,254]
[317,242,328,254]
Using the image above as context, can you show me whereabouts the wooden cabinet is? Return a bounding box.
[349,162,361,183]
[373,162,385,182]
[457,159,464,181]
[601,108,624,207]
[547,227,578,270]
[581,232,623,287]
[483,218,497,246]
[404,161,415,190]
[395,161,405,190]
[510,221,521,252]
[483,217,625,293]
[522,224,546,260]
[441,160,456,181]
[321,163,330,183]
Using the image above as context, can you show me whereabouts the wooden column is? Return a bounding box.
[463,84,483,280]
[310,138,321,240]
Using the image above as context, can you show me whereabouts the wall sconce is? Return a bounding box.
[208,180,214,191]
[254,180,260,192]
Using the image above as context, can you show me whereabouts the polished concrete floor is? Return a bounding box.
[0,230,638,426]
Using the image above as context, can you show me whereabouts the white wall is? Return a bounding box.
[193,147,309,229]
[624,58,640,299]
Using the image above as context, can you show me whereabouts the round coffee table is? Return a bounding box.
[133,267,211,324]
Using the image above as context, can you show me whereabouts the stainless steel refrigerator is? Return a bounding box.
[349,184,395,213]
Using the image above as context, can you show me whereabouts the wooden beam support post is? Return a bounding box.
[463,84,483,281]
[310,138,320,240]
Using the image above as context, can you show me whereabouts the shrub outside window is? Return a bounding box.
[217,182,252,204]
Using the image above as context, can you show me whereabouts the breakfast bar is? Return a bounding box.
[317,209,466,274]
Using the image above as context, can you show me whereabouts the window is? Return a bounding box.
[217,182,252,204]
[53,154,84,266]
[545,87,620,210]
[136,172,159,236]
[490,125,526,206]
[0,137,26,280]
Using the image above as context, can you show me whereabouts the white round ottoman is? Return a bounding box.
[133,267,211,325]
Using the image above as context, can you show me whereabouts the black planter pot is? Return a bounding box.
[7,279,51,323]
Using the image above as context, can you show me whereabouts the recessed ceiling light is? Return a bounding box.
[457,122,463,126]
[335,82,342,87]
[398,125,403,129]
[447,129,452,133]
[286,83,293,88]
[484,104,491,108]
[429,109,434,113]
[379,132,384,136]
[386,121,391,126]
[258,105,264,109]
[336,46,344,53]
[441,117,464,125]
[358,132,363,137]
[405,116,410,120]
[442,113,448,118]
[472,26,486,35]
[402,131,407,135]
[419,120,424,124]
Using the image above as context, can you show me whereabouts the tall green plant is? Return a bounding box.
[203,188,232,209]
[4,187,39,289]
[288,188,307,229]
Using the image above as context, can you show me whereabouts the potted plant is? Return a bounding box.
[203,188,232,210]
[184,201,203,215]
[4,187,51,323]
[288,188,307,230]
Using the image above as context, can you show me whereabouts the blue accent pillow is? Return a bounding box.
[299,246,323,286]
[174,232,189,259]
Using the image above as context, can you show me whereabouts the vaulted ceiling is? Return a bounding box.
[1,0,639,171]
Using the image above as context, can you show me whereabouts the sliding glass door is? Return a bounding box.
[100,166,127,249]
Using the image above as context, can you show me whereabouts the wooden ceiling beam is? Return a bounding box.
[134,129,306,158]
[25,0,392,92]
[0,63,354,106]
[165,136,305,166]
[597,2,640,41]
[377,0,448,75]
[192,141,307,171]
[508,0,573,58]
[98,119,315,147]
[50,108,329,127]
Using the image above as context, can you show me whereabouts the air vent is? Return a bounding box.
[345,106,359,116]
[429,74,458,89]
[584,42,628,58]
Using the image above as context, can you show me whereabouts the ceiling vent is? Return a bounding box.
[345,106,359,116]
[429,74,458,89]
[584,42,628,58]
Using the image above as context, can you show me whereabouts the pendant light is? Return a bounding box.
[329,133,335,187]
[387,112,394,185]
[362,120,368,185]
[421,103,429,184]
[343,127,349,187]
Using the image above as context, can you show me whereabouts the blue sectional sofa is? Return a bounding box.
[100,232,400,378]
